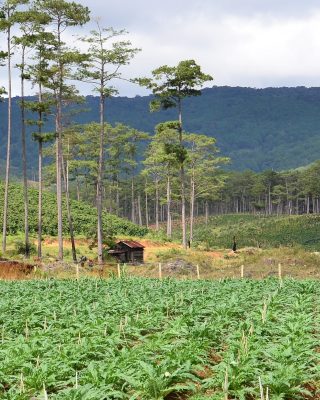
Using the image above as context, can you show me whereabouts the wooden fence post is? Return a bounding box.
[240,265,244,279]
[159,263,162,279]
[76,264,79,280]
[278,263,282,280]
[196,264,200,279]
[117,263,121,278]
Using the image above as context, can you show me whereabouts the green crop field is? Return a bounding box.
[0,277,319,399]
[0,183,148,238]
[181,214,320,250]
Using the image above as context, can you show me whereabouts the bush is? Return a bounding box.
[13,239,36,256]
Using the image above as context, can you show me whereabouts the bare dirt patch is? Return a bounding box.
[0,260,34,280]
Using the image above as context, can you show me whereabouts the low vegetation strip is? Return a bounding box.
[0,278,319,399]
[0,183,148,237]
[185,214,320,250]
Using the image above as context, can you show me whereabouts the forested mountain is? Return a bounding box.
[1,85,320,174]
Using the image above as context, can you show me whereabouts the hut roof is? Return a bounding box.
[117,240,145,249]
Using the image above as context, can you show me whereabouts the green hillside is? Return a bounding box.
[0,183,148,237]
[181,214,320,250]
[2,86,320,173]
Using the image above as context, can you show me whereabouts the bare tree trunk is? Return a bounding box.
[205,200,209,225]
[131,176,135,223]
[137,194,142,226]
[189,171,195,243]
[38,139,43,258]
[145,181,149,228]
[56,103,63,260]
[178,101,187,248]
[20,46,29,257]
[97,90,104,264]
[76,176,80,202]
[116,177,120,216]
[62,154,77,263]
[2,23,11,254]
[166,175,171,238]
[155,180,159,231]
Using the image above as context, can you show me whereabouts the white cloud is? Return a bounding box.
[3,1,320,97]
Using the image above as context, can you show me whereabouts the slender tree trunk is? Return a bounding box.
[56,101,63,259]
[116,177,120,216]
[155,180,159,231]
[145,181,149,228]
[205,200,209,225]
[56,24,64,260]
[166,174,171,238]
[131,175,135,223]
[189,170,195,243]
[37,80,43,259]
[97,88,105,264]
[178,100,187,248]
[38,139,43,258]
[20,46,29,257]
[62,154,77,262]
[76,176,80,202]
[137,194,142,226]
[2,23,11,254]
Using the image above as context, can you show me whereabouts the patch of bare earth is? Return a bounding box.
[0,260,34,280]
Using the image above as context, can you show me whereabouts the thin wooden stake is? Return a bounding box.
[159,263,162,279]
[240,265,244,279]
[19,373,25,394]
[43,383,48,400]
[117,263,121,278]
[196,264,200,279]
[259,376,264,400]
[278,263,282,280]
[224,367,229,400]
[75,371,78,389]
[76,264,79,280]
[261,302,267,324]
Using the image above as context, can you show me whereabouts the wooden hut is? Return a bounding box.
[108,240,145,263]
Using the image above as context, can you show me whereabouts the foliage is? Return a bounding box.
[0,182,148,237]
[13,238,36,255]
[0,278,319,398]
[4,86,320,173]
[181,213,320,250]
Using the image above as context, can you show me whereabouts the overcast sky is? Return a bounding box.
[9,0,320,97]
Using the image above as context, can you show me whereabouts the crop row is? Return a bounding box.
[0,278,319,399]
[0,183,148,237]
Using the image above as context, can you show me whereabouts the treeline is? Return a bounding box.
[58,134,320,237]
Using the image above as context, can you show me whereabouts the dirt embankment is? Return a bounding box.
[0,259,34,280]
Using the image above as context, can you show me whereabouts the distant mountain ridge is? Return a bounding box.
[1,85,320,174]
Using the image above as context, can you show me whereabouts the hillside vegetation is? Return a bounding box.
[180,214,320,250]
[0,183,148,237]
[2,86,320,173]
